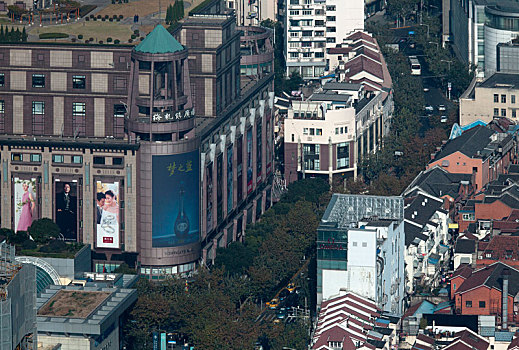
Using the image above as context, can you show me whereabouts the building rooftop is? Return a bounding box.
[37,284,137,335]
[455,262,519,296]
[135,25,184,54]
[455,239,476,254]
[479,73,519,89]
[478,235,519,260]
[321,194,404,229]
[431,125,499,162]
[38,290,111,318]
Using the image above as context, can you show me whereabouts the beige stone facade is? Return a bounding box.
[460,73,519,126]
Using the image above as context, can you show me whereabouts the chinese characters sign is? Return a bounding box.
[152,108,194,122]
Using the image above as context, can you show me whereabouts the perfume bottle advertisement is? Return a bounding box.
[152,151,200,248]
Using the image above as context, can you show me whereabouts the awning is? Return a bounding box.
[428,253,440,265]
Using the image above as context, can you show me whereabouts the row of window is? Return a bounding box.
[300,143,350,170]
[493,94,516,104]
[0,100,125,118]
[493,108,517,118]
[465,300,485,308]
[289,52,325,59]
[303,127,323,135]
[289,41,326,48]
[11,153,124,166]
[0,73,127,91]
[335,127,348,134]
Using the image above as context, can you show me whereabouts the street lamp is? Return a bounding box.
[420,24,429,38]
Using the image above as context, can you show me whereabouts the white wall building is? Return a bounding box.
[284,0,364,79]
[317,194,405,315]
[403,192,449,295]
[227,0,277,26]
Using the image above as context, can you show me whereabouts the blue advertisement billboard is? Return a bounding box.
[152,151,200,248]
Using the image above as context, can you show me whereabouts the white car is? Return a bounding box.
[423,87,430,92]
[438,104,446,111]
[425,105,434,112]
[441,116,448,123]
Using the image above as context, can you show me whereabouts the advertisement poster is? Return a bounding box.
[266,118,272,175]
[216,154,223,224]
[55,181,78,241]
[226,145,233,213]
[14,178,37,232]
[256,120,262,184]
[206,162,213,233]
[152,151,200,247]
[96,181,120,248]
[237,137,243,202]
[247,128,253,194]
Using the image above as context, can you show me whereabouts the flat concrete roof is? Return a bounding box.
[38,290,111,319]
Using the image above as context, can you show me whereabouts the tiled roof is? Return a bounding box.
[478,235,519,260]
[431,126,495,162]
[345,31,376,44]
[443,329,490,350]
[343,55,383,81]
[455,262,519,296]
[451,264,473,280]
[312,292,390,350]
[455,239,476,254]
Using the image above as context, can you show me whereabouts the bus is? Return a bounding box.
[409,56,421,75]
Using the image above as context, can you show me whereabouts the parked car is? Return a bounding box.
[441,115,448,123]
[276,307,287,320]
[423,87,430,92]
[425,105,434,113]
[286,283,296,293]
[438,104,446,111]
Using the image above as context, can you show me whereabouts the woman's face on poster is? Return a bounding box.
[105,194,114,206]
[22,183,28,191]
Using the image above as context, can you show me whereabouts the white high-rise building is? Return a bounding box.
[284,0,364,79]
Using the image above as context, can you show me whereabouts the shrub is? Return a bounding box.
[85,17,89,21]
[71,38,76,42]
[28,218,60,244]
[128,38,133,43]
[89,37,94,41]
[112,14,117,18]
[39,32,68,39]
[90,14,94,18]
[140,36,144,41]
[101,18,105,21]
[112,0,115,3]
[99,40,103,44]
[109,18,113,21]
[130,34,136,39]
[21,239,37,250]
[114,39,120,44]
[93,17,97,21]
[97,14,101,19]
[118,14,123,19]
[104,14,109,19]
[107,37,112,42]
[78,34,83,39]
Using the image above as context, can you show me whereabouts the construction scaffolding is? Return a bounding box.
[0,242,21,301]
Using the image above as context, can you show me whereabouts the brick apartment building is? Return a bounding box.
[428,125,515,192]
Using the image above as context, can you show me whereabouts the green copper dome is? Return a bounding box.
[134,25,184,54]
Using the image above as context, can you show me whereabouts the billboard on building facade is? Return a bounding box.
[206,162,213,233]
[217,153,223,223]
[256,120,262,184]
[152,151,200,248]
[227,145,233,213]
[237,137,243,202]
[266,118,272,175]
[96,181,120,249]
[14,178,37,232]
[55,181,78,241]
[247,128,253,194]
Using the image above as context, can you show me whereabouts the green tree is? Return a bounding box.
[114,263,137,274]
[28,218,61,244]
[214,242,254,276]
[166,4,173,24]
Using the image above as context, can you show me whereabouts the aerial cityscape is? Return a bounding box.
[1,0,519,348]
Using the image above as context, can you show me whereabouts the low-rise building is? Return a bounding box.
[451,262,519,327]
[454,238,477,269]
[311,291,398,350]
[428,125,515,192]
[36,275,137,350]
[317,194,405,314]
[404,191,450,295]
[0,242,37,350]
[460,73,519,126]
